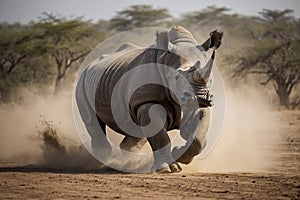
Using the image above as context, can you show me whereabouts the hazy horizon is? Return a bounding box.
[0,0,299,24]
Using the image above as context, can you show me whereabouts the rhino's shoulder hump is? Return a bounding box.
[98,42,141,61]
[115,42,140,52]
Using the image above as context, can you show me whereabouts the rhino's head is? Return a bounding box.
[156,26,222,107]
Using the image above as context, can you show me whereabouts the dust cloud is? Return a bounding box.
[0,91,100,170]
[0,82,279,173]
[184,82,279,173]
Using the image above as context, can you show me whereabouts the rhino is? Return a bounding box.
[75,26,223,173]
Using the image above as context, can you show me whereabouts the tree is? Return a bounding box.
[0,23,46,101]
[181,5,231,28]
[258,9,294,24]
[109,5,171,31]
[232,9,300,109]
[36,14,103,94]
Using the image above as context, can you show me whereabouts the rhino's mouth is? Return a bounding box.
[181,85,212,108]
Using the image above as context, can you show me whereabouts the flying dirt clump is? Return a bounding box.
[37,116,102,170]
[0,94,104,171]
[38,116,66,153]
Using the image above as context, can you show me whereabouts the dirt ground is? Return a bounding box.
[0,110,299,199]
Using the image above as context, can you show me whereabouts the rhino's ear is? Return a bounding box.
[156,31,175,51]
[156,31,169,50]
[198,30,223,51]
[209,30,223,49]
[200,36,211,51]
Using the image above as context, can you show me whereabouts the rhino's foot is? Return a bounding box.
[169,162,182,173]
[152,163,171,173]
[152,162,182,173]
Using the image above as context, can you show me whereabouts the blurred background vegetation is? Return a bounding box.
[0,5,299,109]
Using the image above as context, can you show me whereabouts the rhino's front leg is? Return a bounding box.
[172,108,210,164]
[147,129,181,173]
[137,103,181,173]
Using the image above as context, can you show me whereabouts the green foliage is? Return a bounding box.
[231,9,300,108]
[0,23,44,77]
[0,5,299,109]
[181,5,231,26]
[0,22,50,101]
[110,5,171,31]
[34,13,104,94]
[258,9,294,23]
[0,14,104,101]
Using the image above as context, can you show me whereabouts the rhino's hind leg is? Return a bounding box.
[96,114,107,134]
[120,136,147,153]
[94,115,112,160]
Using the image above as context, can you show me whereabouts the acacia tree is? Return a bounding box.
[181,5,231,28]
[110,5,171,31]
[233,9,300,109]
[37,14,102,94]
[0,23,46,101]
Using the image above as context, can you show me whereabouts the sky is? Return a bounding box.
[0,0,299,23]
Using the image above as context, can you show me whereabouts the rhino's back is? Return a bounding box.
[84,48,144,107]
[83,47,179,134]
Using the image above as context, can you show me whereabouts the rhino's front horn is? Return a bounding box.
[193,50,215,83]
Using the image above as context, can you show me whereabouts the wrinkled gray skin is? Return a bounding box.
[76,26,222,173]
